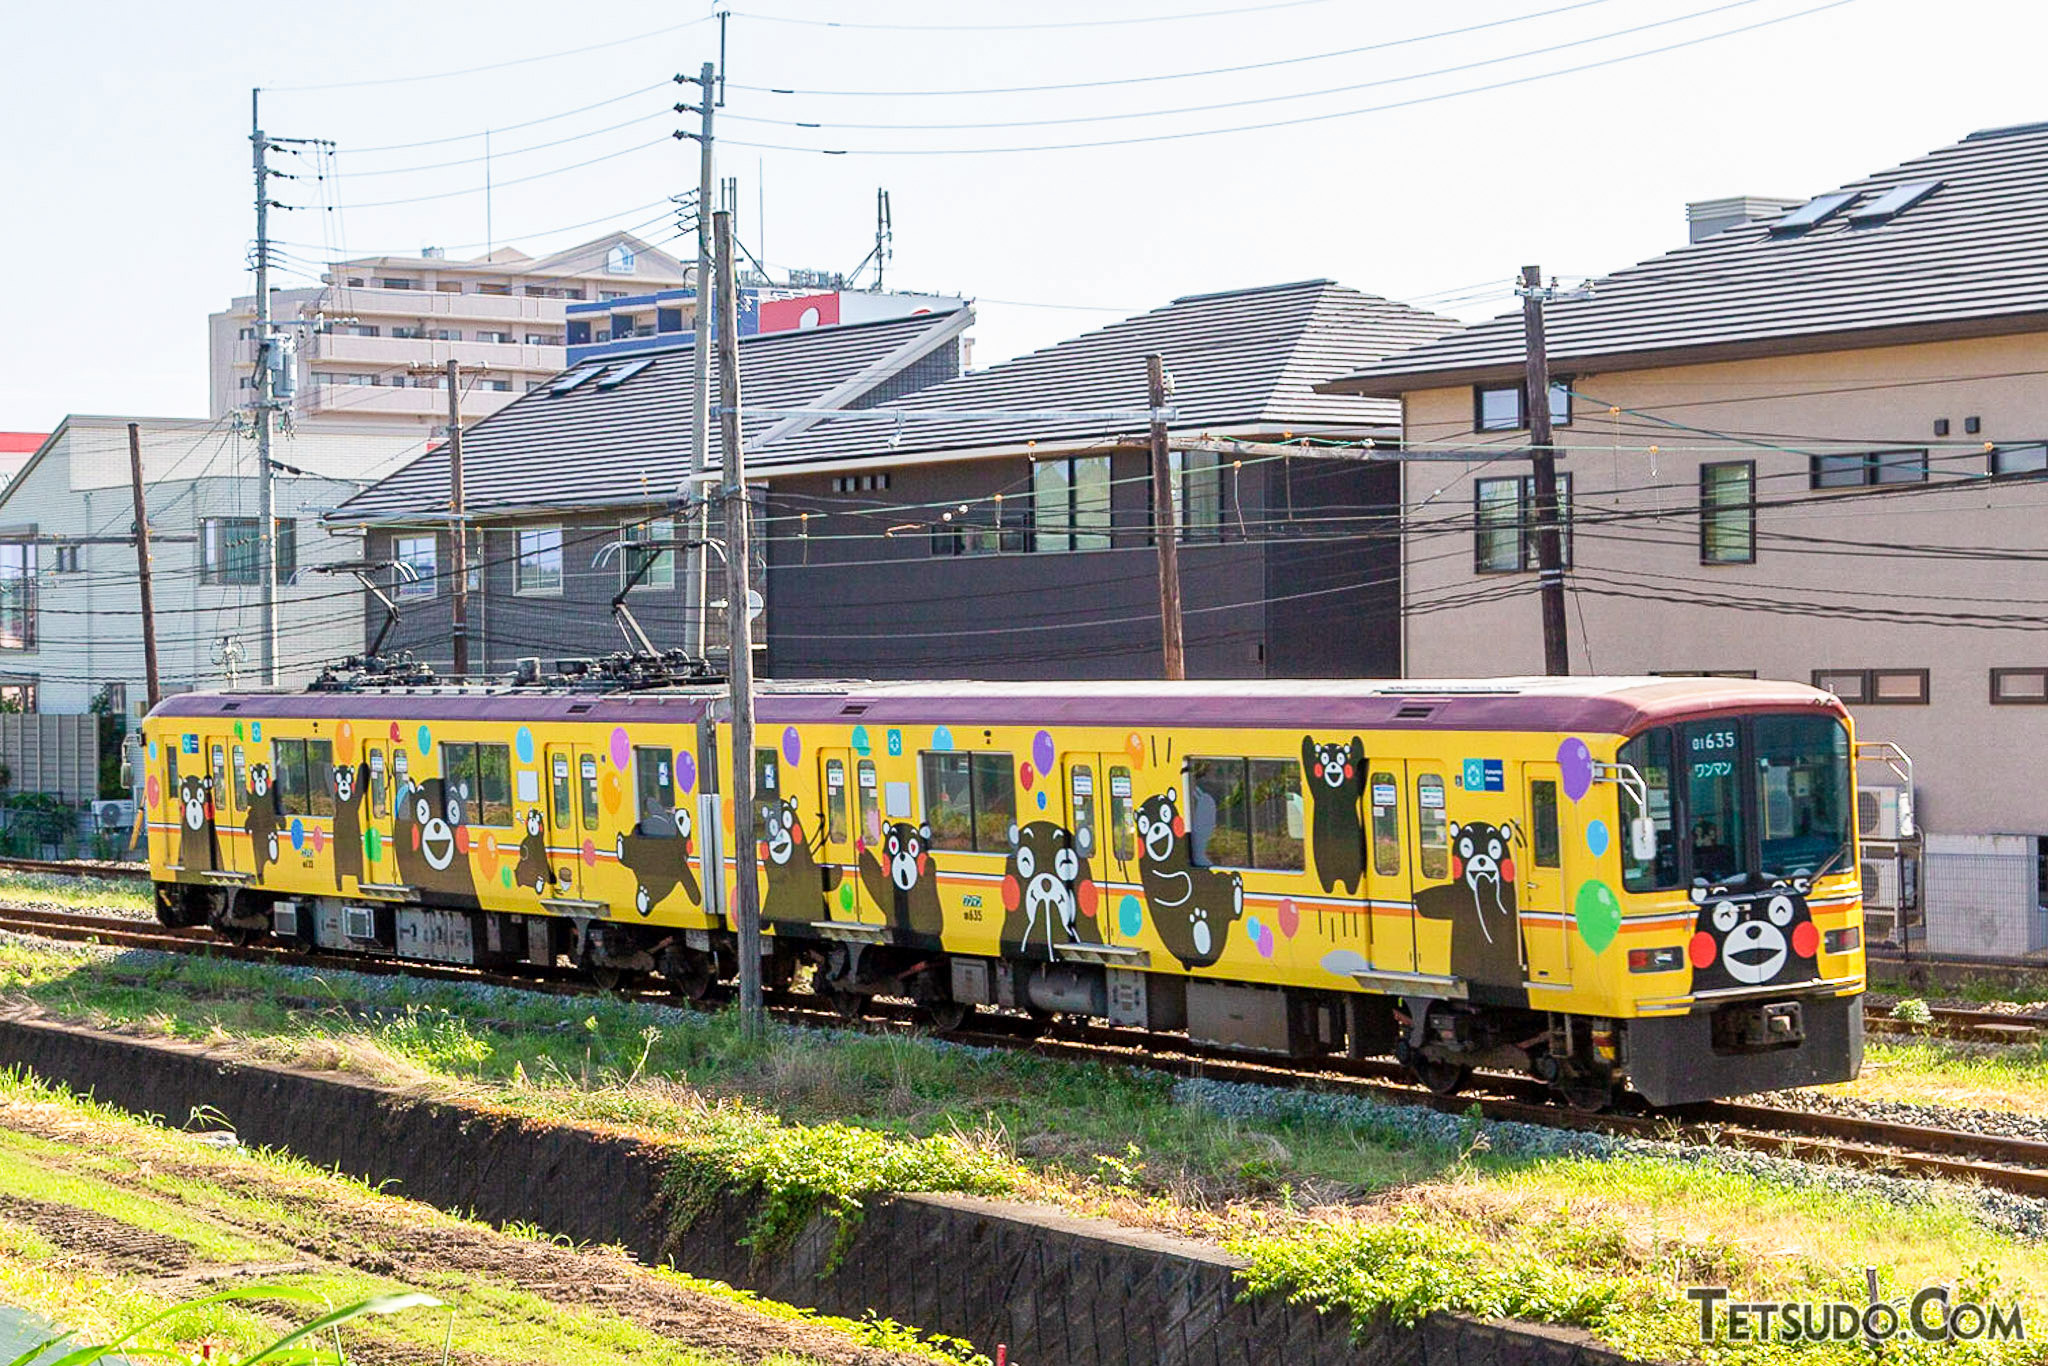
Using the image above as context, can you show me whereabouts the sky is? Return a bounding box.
[2,0,2042,431]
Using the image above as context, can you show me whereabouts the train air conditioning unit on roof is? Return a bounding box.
[1858,786,1914,842]
[1860,857,1902,912]
[91,799,135,833]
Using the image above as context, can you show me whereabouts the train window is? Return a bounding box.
[824,758,848,843]
[307,740,335,818]
[1530,780,1561,868]
[1107,766,1136,864]
[1370,772,1399,877]
[231,746,248,808]
[274,739,308,816]
[1068,764,1097,859]
[368,748,387,817]
[1416,774,1449,880]
[755,749,780,801]
[919,750,1015,853]
[476,743,511,825]
[634,745,677,837]
[1186,757,1249,868]
[579,754,600,831]
[550,754,571,830]
[1682,721,1745,884]
[857,760,880,843]
[209,744,231,816]
[1619,728,1677,893]
[1248,759,1305,871]
[1753,713,1849,880]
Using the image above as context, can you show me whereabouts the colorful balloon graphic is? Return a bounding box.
[851,725,871,756]
[675,750,697,793]
[1033,729,1056,774]
[233,720,245,741]
[290,819,306,852]
[1585,819,1610,858]
[146,776,159,807]
[515,727,536,764]
[1276,897,1299,939]
[1117,894,1143,939]
[389,722,402,743]
[782,726,801,764]
[601,770,623,815]
[932,726,954,751]
[364,828,381,860]
[312,828,327,854]
[1248,916,1275,958]
[416,725,433,756]
[1125,732,1145,764]
[1036,791,1047,810]
[336,722,355,764]
[838,883,855,911]
[1019,762,1035,790]
[581,838,598,866]
[1574,879,1623,954]
[1558,737,1594,802]
[609,727,630,769]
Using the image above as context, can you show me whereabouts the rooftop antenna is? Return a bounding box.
[875,188,891,291]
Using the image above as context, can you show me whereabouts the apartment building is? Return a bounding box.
[207,232,689,434]
[1322,121,2048,955]
[566,284,968,365]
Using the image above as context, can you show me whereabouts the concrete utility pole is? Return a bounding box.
[445,358,469,676]
[1519,264,1571,676]
[251,89,279,686]
[1147,354,1186,680]
[126,423,160,711]
[716,210,764,1039]
[688,61,716,661]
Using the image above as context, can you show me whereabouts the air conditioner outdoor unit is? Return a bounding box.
[91,799,136,833]
[1860,857,1901,911]
[1858,786,1914,842]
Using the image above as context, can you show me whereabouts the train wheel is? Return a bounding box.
[1555,1076,1615,1114]
[590,964,629,994]
[662,954,715,1005]
[1411,1058,1472,1097]
[919,999,973,1035]
[823,985,867,1024]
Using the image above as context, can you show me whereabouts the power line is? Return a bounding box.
[343,81,674,155]
[262,14,719,92]
[735,0,1340,32]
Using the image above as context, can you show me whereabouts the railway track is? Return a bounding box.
[2,901,2047,1202]
[0,855,147,881]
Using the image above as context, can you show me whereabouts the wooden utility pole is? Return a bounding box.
[716,210,764,1038]
[126,423,161,710]
[1520,264,1571,676]
[444,358,469,676]
[686,61,717,661]
[1147,354,1185,680]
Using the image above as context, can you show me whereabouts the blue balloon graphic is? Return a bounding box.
[1117,894,1143,938]
[1036,791,1047,810]
[290,818,306,852]
[148,740,157,760]
[932,726,954,751]
[515,727,535,764]
[851,725,871,756]
[1586,819,1610,857]
[416,724,432,755]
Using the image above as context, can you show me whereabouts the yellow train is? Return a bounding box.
[142,675,1869,1107]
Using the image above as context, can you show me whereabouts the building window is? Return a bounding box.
[1032,456,1111,552]
[831,474,890,494]
[476,283,510,296]
[930,507,1028,556]
[393,534,436,599]
[378,278,414,290]
[525,333,556,346]
[392,326,425,341]
[621,518,675,591]
[1812,669,1929,705]
[1473,380,1572,432]
[436,281,463,293]
[1990,443,2048,477]
[475,331,512,345]
[515,526,564,595]
[1474,474,1574,573]
[605,245,636,275]
[485,379,512,392]
[0,542,30,652]
[345,324,381,338]
[201,518,295,585]
[1145,451,1224,542]
[1650,669,1759,679]
[346,277,365,287]
[1992,669,2048,704]
[237,327,255,341]
[429,329,459,342]
[0,680,35,713]
[919,750,1015,853]
[1810,449,1927,488]
[599,290,630,301]
[1699,461,1755,564]
[53,545,81,574]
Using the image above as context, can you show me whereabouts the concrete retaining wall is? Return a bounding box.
[0,1012,1634,1366]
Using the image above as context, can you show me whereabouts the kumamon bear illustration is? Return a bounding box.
[177,773,219,873]
[1687,877,1819,993]
[330,761,369,889]
[1300,735,1367,894]
[1133,789,1243,970]
[1001,820,1100,961]
[615,805,702,916]
[515,808,553,894]
[244,763,281,881]
[758,796,838,929]
[392,777,476,904]
[859,821,944,946]
[1413,818,1526,1004]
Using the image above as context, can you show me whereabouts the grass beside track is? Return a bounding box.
[0,939,2043,1361]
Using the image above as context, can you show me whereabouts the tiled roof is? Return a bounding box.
[1323,121,2048,396]
[744,280,1456,471]
[328,308,972,524]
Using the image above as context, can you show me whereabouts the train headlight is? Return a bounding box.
[1824,926,1861,955]
[1627,945,1683,973]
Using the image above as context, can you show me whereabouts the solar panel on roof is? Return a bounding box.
[1767,191,1856,234]
[548,366,604,395]
[595,358,656,390]
[1846,180,1941,224]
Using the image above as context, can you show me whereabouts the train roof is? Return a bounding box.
[150,676,1846,737]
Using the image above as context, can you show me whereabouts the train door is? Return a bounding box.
[1365,762,1414,972]
[1409,764,1453,978]
[819,750,856,920]
[1065,755,1139,924]
[207,736,241,874]
[1521,762,1571,988]
[850,755,882,924]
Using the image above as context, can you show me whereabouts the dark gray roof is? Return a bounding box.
[745,280,1455,471]
[1323,121,2048,396]
[329,307,972,524]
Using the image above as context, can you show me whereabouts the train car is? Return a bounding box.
[141,674,1877,1107]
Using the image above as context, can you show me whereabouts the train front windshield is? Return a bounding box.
[1618,713,1851,893]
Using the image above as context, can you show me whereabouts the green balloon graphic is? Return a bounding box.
[1574,880,1622,955]
[363,828,381,859]
[838,883,854,910]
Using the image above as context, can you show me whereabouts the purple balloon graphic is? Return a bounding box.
[1558,737,1594,802]
[674,750,697,794]
[782,726,801,765]
[1033,729,1056,774]
[610,727,630,769]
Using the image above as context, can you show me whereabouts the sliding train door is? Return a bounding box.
[1364,762,1414,973]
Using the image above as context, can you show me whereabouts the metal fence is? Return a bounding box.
[1922,834,2048,959]
[0,714,98,802]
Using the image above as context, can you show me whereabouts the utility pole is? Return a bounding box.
[1519,264,1570,676]
[716,210,764,1038]
[873,189,891,291]
[251,89,279,686]
[684,61,717,661]
[1147,354,1185,681]
[444,358,469,676]
[126,423,161,710]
